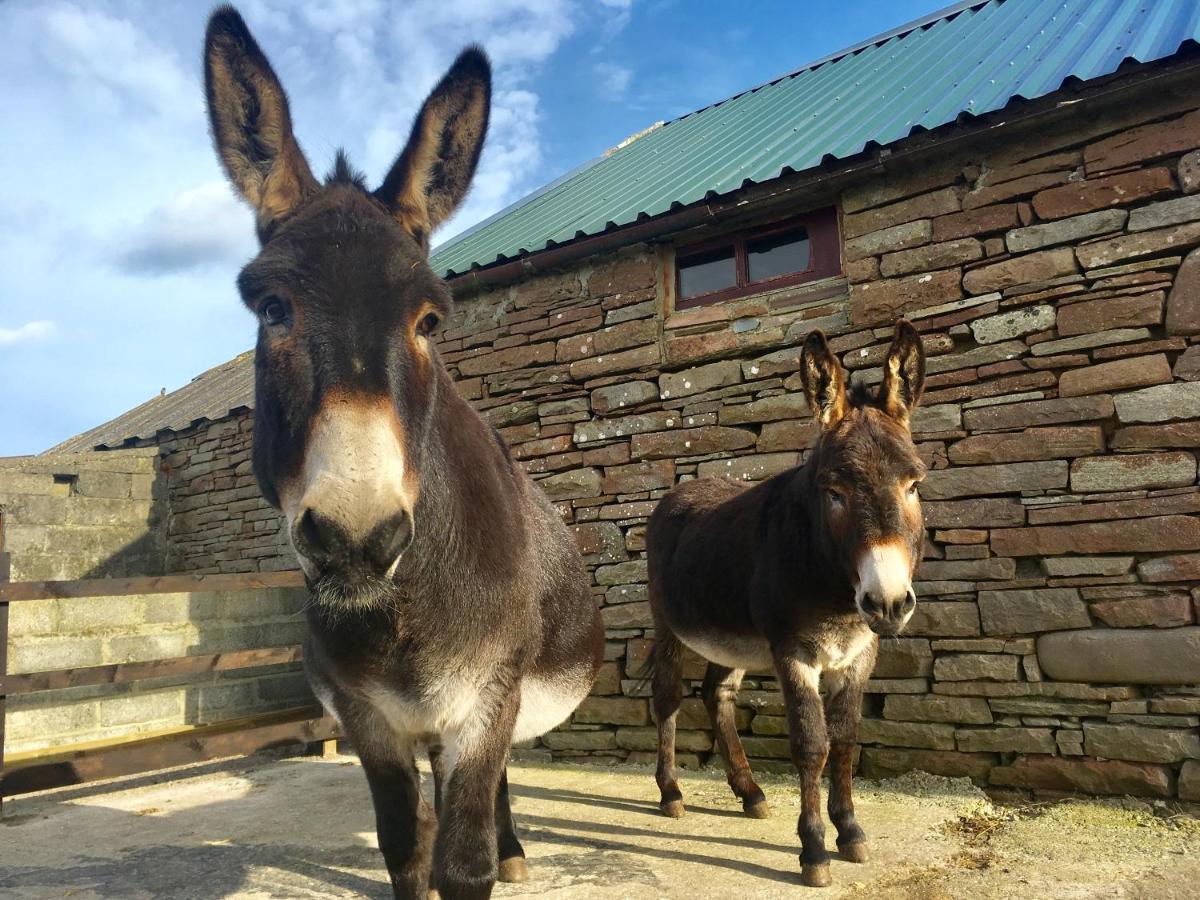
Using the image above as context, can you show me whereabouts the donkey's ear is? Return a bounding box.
[204,6,317,240]
[800,330,848,428]
[375,47,491,248]
[877,319,926,421]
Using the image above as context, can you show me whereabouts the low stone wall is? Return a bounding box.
[0,449,309,756]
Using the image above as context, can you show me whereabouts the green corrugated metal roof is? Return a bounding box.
[432,0,1200,277]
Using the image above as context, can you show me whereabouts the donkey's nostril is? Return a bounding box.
[860,592,882,616]
[294,508,342,565]
[365,508,414,574]
[903,589,917,613]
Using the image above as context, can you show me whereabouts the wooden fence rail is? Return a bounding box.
[0,522,335,813]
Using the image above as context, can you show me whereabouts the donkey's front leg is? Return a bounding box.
[775,651,832,888]
[434,689,519,900]
[359,746,436,898]
[824,643,875,864]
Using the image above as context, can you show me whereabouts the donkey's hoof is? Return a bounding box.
[838,841,870,863]
[801,863,833,888]
[660,799,686,818]
[498,856,529,883]
[743,798,771,819]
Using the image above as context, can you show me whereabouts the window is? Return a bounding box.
[674,207,840,309]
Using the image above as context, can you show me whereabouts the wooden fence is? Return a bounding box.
[0,513,337,811]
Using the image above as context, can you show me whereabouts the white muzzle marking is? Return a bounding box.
[283,399,412,572]
[856,542,914,626]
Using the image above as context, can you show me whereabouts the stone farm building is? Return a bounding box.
[11,0,1200,799]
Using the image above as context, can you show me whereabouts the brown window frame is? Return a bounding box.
[674,207,841,310]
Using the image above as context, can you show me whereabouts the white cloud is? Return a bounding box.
[0,321,55,346]
[114,181,257,276]
[595,62,633,97]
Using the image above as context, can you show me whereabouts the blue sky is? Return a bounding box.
[0,0,935,456]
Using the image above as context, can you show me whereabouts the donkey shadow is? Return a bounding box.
[1,756,807,896]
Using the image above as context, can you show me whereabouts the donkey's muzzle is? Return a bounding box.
[292,506,414,579]
[860,588,917,636]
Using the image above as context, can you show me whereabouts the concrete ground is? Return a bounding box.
[0,754,1197,899]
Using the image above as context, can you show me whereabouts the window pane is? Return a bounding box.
[747,227,810,283]
[679,246,736,300]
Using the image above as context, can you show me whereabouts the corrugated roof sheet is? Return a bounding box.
[50,351,255,453]
[430,0,1200,277]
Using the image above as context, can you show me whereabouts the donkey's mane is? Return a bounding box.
[847,380,872,407]
[325,149,368,189]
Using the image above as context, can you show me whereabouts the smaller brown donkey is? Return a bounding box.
[647,320,927,888]
[203,7,604,899]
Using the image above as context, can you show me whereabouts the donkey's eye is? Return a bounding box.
[907,481,921,498]
[260,297,289,327]
[417,311,441,336]
[827,488,846,506]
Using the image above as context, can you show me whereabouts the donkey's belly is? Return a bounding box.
[677,628,774,671]
[511,665,595,743]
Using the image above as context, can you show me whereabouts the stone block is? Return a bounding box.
[718,394,808,425]
[757,420,819,452]
[1181,760,1200,800]
[849,268,963,326]
[1075,221,1200,270]
[590,381,658,415]
[1114,382,1200,423]
[923,498,1025,528]
[538,467,602,501]
[602,460,675,494]
[880,238,982,278]
[961,247,1077,295]
[569,344,660,380]
[630,426,755,460]
[883,694,992,724]
[906,602,981,637]
[989,755,1172,797]
[1032,168,1174,219]
[921,460,1068,499]
[1070,451,1195,493]
[963,396,1113,431]
[1090,595,1193,629]
[934,653,1020,681]
[696,453,799,482]
[1084,109,1200,174]
[541,730,620,751]
[601,601,652,629]
[917,558,1014,581]
[1083,723,1200,763]
[572,522,627,562]
[857,718,956,750]
[616,727,712,753]
[1167,247,1200,335]
[1037,627,1200,684]
[949,427,1105,464]
[659,360,743,399]
[843,219,932,262]
[1138,554,1200,583]
[969,305,1055,344]
[932,204,1019,241]
[574,696,649,726]
[1112,422,1200,449]
[1128,194,1200,232]
[956,727,1056,754]
[1030,327,1151,357]
[1058,353,1172,398]
[1056,293,1164,337]
[1042,556,1133,577]
[859,747,996,784]
[842,186,961,239]
[872,638,933,677]
[1006,209,1127,252]
[977,588,1090,634]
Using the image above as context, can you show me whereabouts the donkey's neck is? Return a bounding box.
[391,365,528,594]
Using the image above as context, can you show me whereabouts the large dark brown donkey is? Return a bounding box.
[203,8,603,898]
[648,320,926,888]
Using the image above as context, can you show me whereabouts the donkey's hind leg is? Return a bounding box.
[495,768,528,883]
[701,663,769,818]
[652,627,686,817]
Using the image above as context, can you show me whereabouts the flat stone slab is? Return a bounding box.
[1,755,1199,898]
[1038,626,1200,684]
